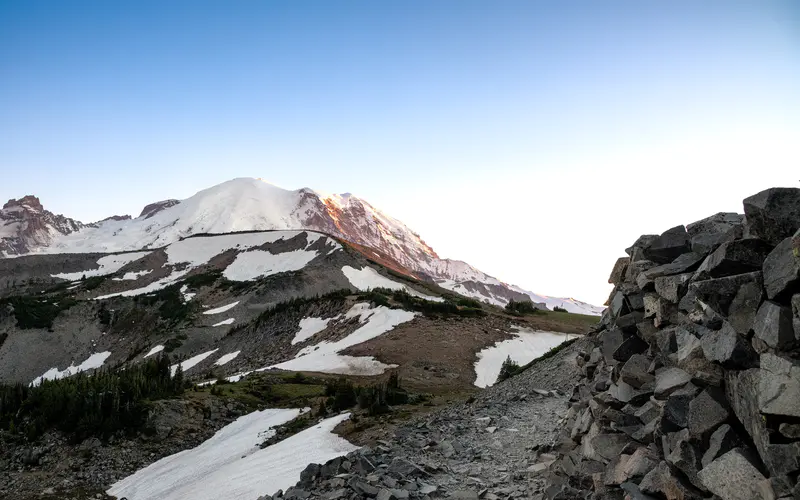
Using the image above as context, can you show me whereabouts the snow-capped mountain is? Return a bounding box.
[0,178,603,314]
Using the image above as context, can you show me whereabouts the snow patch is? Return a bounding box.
[144,345,165,358]
[270,303,415,375]
[180,284,196,302]
[112,270,153,281]
[171,349,219,376]
[291,316,340,345]
[31,352,112,386]
[342,266,443,302]
[203,302,239,315]
[94,269,190,300]
[51,252,150,281]
[214,351,241,366]
[212,318,235,327]
[473,327,573,388]
[223,249,319,281]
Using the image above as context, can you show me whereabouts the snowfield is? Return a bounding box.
[203,301,239,315]
[144,345,165,358]
[112,270,152,281]
[171,349,219,376]
[270,303,415,376]
[31,351,112,386]
[212,318,235,327]
[51,252,150,281]
[342,265,444,302]
[473,327,573,388]
[291,316,341,345]
[94,269,190,300]
[214,351,241,366]
[108,409,357,500]
[223,249,320,281]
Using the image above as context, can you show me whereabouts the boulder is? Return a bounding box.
[654,273,692,303]
[763,236,800,300]
[697,449,771,500]
[752,300,795,349]
[727,279,764,335]
[638,253,707,290]
[639,460,704,500]
[683,271,763,316]
[590,433,633,463]
[700,322,757,368]
[686,212,744,254]
[743,187,800,245]
[666,439,705,491]
[779,422,800,439]
[620,354,654,389]
[609,290,629,318]
[624,259,657,286]
[643,226,691,264]
[663,384,699,430]
[609,257,630,285]
[654,367,691,399]
[693,239,773,280]
[612,334,648,363]
[701,424,743,468]
[626,234,659,259]
[758,353,800,418]
[687,388,729,438]
[792,294,800,341]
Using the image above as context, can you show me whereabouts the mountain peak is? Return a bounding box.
[4,195,44,212]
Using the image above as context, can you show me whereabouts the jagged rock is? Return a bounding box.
[763,236,800,300]
[626,235,659,259]
[654,273,692,303]
[625,259,657,286]
[643,294,662,319]
[643,226,691,264]
[701,424,743,468]
[601,329,625,364]
[639,460,703,500]
[758,353,800,417]
[609,257,630,285]
[634,400,661,424]
[666,439,705,491]
[700,322,757,368]
[638,253,707,290]
[682,271,763,316]
[619,482,659,500]
[728,279,764,335]
[663,384,699,430]
[590,433,632,463]
[753,300,795,349]
[617,311,645,332]
[743,187,800,245]
[610,291,629,318]
[686,212,744,254]
[654,368,691,399]
[792,294,800,341]
[620,354,654,389]
[697,449,771,500]
[604,447,657,486]
[449,491,479,500]
[687,388,729,438]
[612,335,648,363]
[693,239,773,281]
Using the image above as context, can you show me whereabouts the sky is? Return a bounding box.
[1,0,799,306]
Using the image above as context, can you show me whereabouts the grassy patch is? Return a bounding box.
[360,288,485,318]
[539,310,599,328]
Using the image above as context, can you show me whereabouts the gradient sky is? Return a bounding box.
[2,1,799,305]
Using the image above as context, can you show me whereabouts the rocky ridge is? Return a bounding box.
[275,187,800,500]
[0,196,85,256]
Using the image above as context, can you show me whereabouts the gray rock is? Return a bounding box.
[620,354,654,389]
[687,388,729,438]
[654,273,693,303]
[778,422,800,439]
[693,239,773,280]
[684,271,763,316]
[753,300,795,349]
[612,334,648,363]
[626,234,659,259]
[654,367,691,399]
[608,257,630,285]
[643,225,691,264]
[792,294,800,341]
[376,489,395,500]
[600,329,624,364]
[700,321,757,368]
[701,424,743,468]
[686,212,744,254]
[697,449,771,500]
[763,236,800,300]
[728,279,764,335]
[448,491,478,500]
[638,252,707,290]
[758,353,800,417]
[590,433,632,463]
[639,460,703,500]
[743,187,800,245]
[619,482,659,500]
[666,439,705,491]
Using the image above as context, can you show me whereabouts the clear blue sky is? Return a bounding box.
[2,0,799,305]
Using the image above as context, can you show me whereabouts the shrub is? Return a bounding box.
[553,306,568,313]
[504,299,540,316]
[496,356,521,383]
[1,295,78,329]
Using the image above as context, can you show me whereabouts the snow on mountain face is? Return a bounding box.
[2,178,603,314]
[0,196,85,255]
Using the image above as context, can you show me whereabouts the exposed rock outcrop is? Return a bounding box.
[0,196,85,255]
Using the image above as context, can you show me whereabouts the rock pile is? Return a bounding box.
[551,187,800,499]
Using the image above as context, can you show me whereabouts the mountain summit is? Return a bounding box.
[0,178,602,314]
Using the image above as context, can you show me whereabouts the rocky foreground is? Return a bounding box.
[274,188,800,500]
